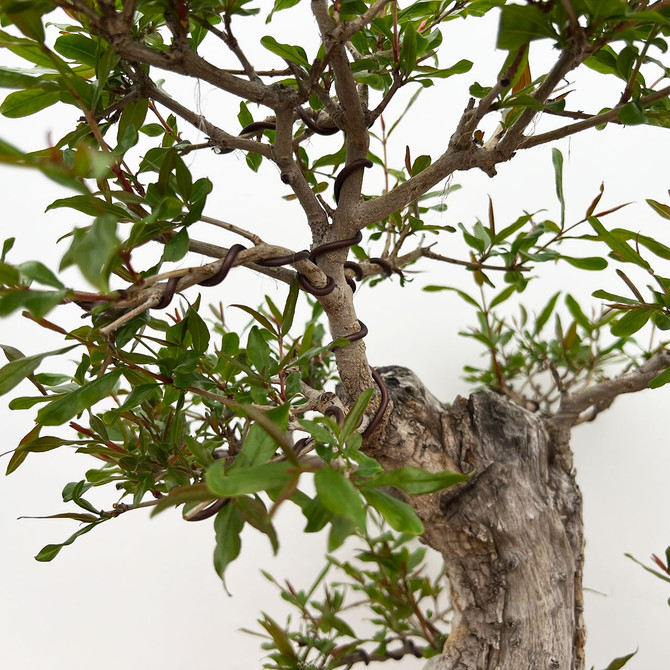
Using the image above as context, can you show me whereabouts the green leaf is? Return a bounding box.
[118,99,149,144]
[341,388,373,442]
[246,325,275,375]
[246,151,262,172]
[54,33,100,68]
[235,495,279,553]
[0,66,57,90]
[174,155,192,200]
[0,29,64,67]
[552,148,565,227]
[46,195,128,218]
[592,289,637,305]
[60,216,120,291]
[361,488,424,534]
[237,100,253,127]
[241,404,289,466]
[231,303,275,333]
[414,59,473,79]
[161,228,189,262]
[281,277,299,336]
[266,0,302,23]
[5,445,28,474]
[1,236,15,261]
[312,143,346,169]
[0,344,76,395]
[489,285,516,309]
[646,198,670,220]
[0,287,68,319]
[561,255,608,270]
[15,435,76,453]
[361,466,468,495]
[626,552,670,582]
[584,0,627,18]
[618,101,646,126]
[260,35,309,68]
[588,217,649,268]
[613,231,670,261]
[602,650,637,670]
[497,4,557,50]
[400,23,418,75]
[258,614,298,660]
[423,285,481,309]
[411,154,431,176]
[186,305,210,353]
[0,262,19,285]
[35,521,102,562]
[327,514,356,551]
[3,2,49,41]
[649,367,670,389]
[150,483,214,516]
[0,88,59,117]
[37,368,123,426]
[314,466,366,529]
[565,294,592,331]
[610,308,653,337]
[301,494,332,532]
[298,419,336,445]
[207,460,294,497]
[213,503,244,581]
[16,260,64,288]
[108,383,159,414]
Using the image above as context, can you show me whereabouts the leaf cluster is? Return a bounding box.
[253,528,449,670]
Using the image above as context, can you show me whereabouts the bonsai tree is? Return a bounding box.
[1,1,670,668]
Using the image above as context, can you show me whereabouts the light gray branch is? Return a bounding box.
[353,141,476,228]
[73,2,292,107]
[520,84,670,150]
[498,42,593,154]
[272,107,330,241]
[331,0,393,44]
[134,73,274,158]
[200,216,262,245]
[552,350,670,428]
[311,0,367,143]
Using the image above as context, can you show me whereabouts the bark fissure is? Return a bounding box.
[370,367,585,670]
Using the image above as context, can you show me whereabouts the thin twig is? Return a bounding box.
[519,84,670,150]
[423,248,528,273]
[200,216,263,244]
[553,350,670,428]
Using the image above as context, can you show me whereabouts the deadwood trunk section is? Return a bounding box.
[371,367,585,670]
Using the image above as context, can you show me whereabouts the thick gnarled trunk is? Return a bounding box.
[371,367,585,670]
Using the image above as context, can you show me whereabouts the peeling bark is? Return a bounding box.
[369,367,585,670]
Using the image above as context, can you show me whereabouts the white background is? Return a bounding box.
[1,5,670,669]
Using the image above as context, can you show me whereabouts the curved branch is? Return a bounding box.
[552,350,670,429]
[273,107,330,241]
[192,14,261,83]
[354,142,476,228]
[331,0,393,44]
[497,42,593,154]
[200,216,262,245]
[311,0,367,142]
[519,84,670,150]
[332,639,427,668]
[422,248,529,273]
[133,72,274,158]
[83,8,277,103]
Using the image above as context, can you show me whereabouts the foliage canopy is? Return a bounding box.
[1,0,670,667]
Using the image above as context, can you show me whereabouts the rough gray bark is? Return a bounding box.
[370,367,585,670]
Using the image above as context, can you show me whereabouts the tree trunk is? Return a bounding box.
[370,367,585,670]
